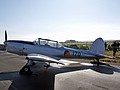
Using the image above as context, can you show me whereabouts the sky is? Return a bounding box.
[0,0,120,44]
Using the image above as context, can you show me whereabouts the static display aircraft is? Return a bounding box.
[4,31,110,75]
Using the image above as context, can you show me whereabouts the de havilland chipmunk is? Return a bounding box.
[4,31,111,75]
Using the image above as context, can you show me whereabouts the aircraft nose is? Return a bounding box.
[4,41,7,46]
[4,41,8,49]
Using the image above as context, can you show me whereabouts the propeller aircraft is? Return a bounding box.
[4,31,111,75]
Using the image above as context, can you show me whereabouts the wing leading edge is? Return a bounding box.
[26,53,81,66]
[26,54,64,65]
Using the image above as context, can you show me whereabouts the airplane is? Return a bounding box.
[4,30,111,75]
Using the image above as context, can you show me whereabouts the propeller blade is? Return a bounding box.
[4,30,8,51]
[5,30,7,42]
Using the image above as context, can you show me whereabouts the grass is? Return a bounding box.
[101,50,120,63]
[62,43,120,63]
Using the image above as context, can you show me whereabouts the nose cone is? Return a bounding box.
[4,41,7,46]
[4,41,8,50]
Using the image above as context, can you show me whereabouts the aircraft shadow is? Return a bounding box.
[0,64,120,90]
[0,71,54,90]
[45,63,120,75]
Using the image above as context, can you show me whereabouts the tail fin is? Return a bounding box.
[89,38,105,54]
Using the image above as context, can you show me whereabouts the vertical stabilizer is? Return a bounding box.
[89,38,105,54]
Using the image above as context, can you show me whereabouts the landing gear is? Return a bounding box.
[90,59,100,66]
[19,60,35,75]
[44,64,50,69]
[19,60,51,75]
[44,62,51,69]
[19,65,32,75]
[90,58,110,66]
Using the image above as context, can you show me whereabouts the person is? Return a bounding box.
[111,41,119,57]
[117,41,120,50]
[105,42,107,50]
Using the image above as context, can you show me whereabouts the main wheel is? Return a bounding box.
[44,64,50,68]
[19,66,32,75]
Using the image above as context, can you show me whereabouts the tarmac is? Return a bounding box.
[0,51,120,90]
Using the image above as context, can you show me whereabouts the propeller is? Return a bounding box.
[5,30,7,42]
[4,30,8,51]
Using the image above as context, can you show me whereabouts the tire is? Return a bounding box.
[19,66,32,75]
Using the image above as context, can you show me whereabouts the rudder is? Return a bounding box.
[89,38,105,54]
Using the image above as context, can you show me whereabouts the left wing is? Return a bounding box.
[26,53,80,66]
[26,54,64,65]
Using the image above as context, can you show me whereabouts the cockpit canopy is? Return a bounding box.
[33,38,62,48]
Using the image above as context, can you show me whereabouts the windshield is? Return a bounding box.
[33,38,62,48]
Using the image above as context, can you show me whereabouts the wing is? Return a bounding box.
[26,53,64,65]
[26,53,80,66]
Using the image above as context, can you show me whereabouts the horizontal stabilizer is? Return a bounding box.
[95,54,114,59]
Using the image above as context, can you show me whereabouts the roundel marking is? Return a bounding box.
[64,50,70,57]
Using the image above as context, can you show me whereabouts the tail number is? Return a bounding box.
[73,51,81,57]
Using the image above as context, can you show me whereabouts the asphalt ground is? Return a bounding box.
[0,51,120,90]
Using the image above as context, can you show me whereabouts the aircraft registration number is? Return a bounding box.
[73,51,81,56]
